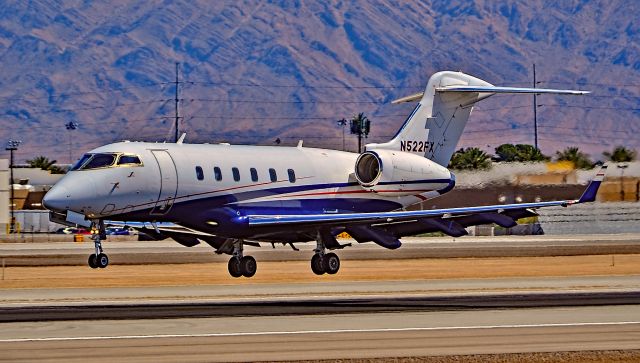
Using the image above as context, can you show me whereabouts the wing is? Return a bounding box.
[110,166,605,252]
[246,166,607,247]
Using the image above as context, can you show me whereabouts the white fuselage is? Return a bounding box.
[43,141,454,239]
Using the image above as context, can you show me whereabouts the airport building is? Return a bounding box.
[1,160,65,234]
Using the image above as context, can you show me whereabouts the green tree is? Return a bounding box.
[603,146,636,162]
[26,156,66,174]
[495,143,549,162]
[555,146,594,169]
[449,147,492,170]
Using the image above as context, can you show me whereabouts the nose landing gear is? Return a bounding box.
[88,220,109,269]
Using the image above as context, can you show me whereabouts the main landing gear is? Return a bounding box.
[227,240,257,278]
[88,220,109,269]
[310,234,341,275]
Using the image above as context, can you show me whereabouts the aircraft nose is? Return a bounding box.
[42,184,70,212]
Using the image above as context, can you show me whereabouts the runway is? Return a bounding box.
[1,234,639,361]
[2,306,639,362]
[3,233,640,266]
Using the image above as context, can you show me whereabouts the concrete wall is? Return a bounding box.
[537,202,640,235]
[12,210,62,233]
[11,167,64,186]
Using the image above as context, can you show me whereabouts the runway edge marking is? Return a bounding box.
[1,321,639,343]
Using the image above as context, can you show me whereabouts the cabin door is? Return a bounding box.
[150,150,178,215]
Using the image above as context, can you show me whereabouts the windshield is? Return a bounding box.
[70,153,142,171]
[83,153,117,169]
[70,153,117,171]
[70,154,92,171]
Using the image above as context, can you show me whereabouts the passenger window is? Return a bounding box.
[117,155,141,166]
[214,167,222,181]
[288,169,296,183]
[250,168,258,182]
[269,168,277,182]
[195,166,204,180]
[232,167,240,182]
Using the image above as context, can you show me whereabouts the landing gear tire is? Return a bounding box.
[228,257,242,278]
[324,253,340,275]
[96,253,109,268]
[88,254,98,269]
[89,220,108,269]
[240,256,257,277]
[311,254,325,275]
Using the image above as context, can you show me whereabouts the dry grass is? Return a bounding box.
[1,254,638,289]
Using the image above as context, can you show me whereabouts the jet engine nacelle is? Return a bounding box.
[354,149,454,197]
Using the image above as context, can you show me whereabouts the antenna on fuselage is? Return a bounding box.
[177,133,186,144]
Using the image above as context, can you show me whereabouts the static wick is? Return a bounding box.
[611,255,615,267]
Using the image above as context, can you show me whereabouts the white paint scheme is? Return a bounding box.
[44,142,445,220]
[41,70,591,277]
[368,71,493,166]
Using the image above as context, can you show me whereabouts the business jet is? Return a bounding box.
[43,71,603,278]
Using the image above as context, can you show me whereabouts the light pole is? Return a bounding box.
[618,163,629,201]
[533,63,538,150]
[336,118,347,151]
[65,121,78,164]
[349,113,371,153]
[5,140,21,233]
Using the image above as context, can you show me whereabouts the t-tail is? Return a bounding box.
[367,71,589,166]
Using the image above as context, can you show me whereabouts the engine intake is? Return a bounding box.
[355,152,382,186]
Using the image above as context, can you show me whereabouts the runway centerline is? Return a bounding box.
[2,321,639,343]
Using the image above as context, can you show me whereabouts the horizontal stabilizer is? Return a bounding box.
[436,86,589,95]
[392,86,588,104]
[390,92,425,104]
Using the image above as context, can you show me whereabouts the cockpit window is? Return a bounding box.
[71,153,139,171]
[117,155,142,166]
[80,153,117,170]
[83,153,117,169]
[70,154,92,171]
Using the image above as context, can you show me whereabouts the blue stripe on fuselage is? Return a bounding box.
[108,177,452,227]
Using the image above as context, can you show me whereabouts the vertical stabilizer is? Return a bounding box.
[367,71,492,166]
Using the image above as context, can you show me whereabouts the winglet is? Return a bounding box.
[577,165,608,203]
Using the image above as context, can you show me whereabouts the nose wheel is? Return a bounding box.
[227,240,257,278]
[88,220,109,269]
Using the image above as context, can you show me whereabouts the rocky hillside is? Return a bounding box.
[0,0,638,163]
